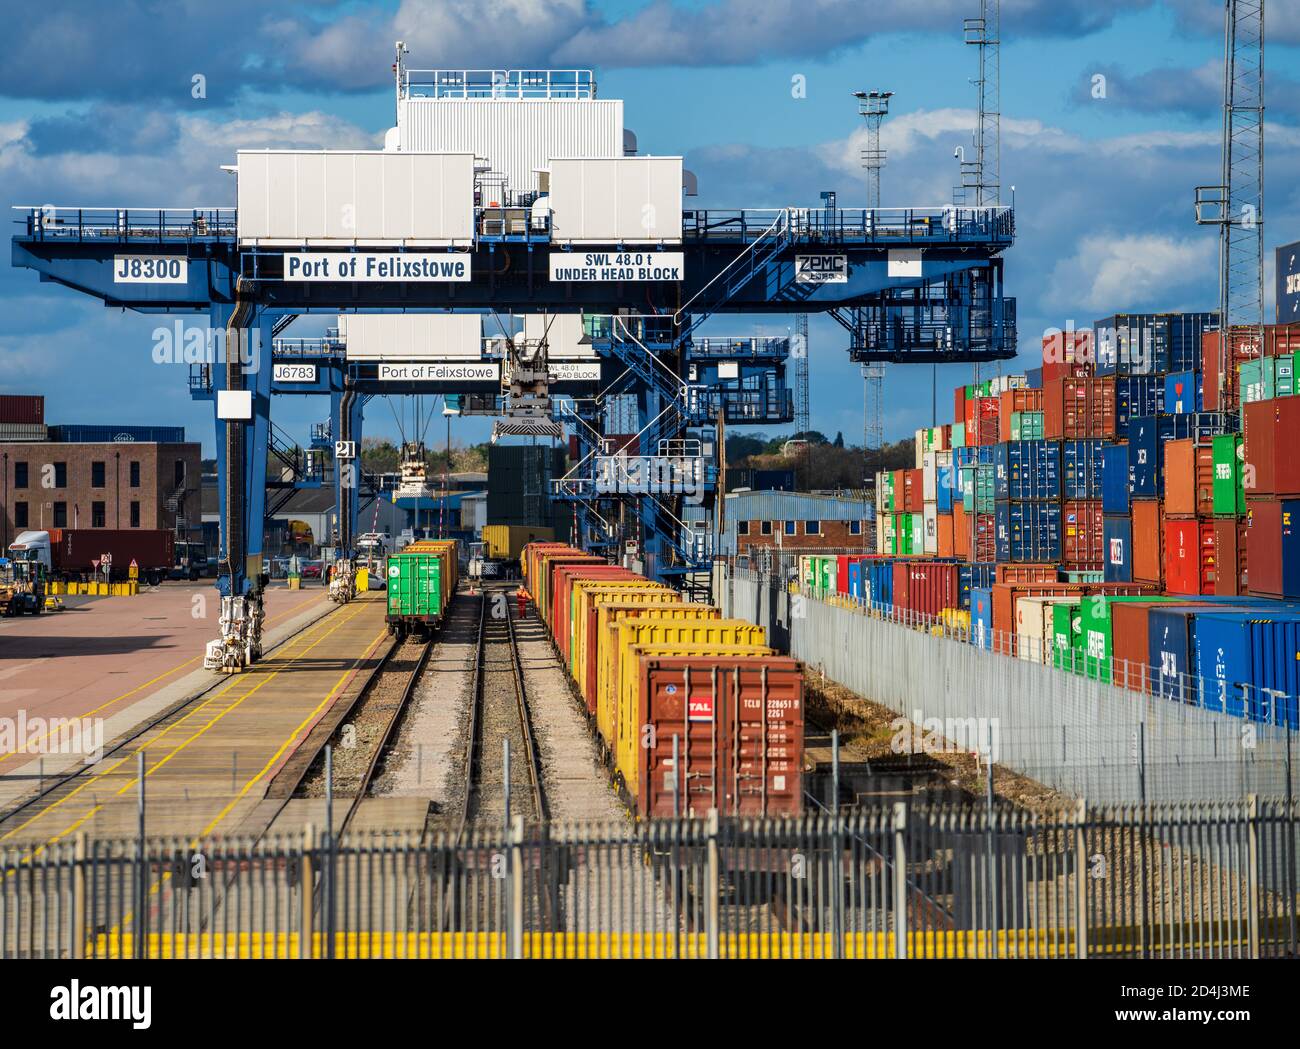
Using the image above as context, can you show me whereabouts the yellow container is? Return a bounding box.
[602,616,765,755]
[940,608,971,631]
[587,600,714,715]
[482,524,555,561]
[615,642,772,802]
[356,568,369,591]
[570,580,669,683]
[532,551,602,631]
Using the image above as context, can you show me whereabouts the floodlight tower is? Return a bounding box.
[1196,0,1265,407]
[854,91,892,486]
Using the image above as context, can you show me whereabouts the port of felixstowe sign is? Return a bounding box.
[549,251,684,282]
[281,253,471,282]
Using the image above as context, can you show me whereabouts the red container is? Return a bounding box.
[954,385,967,427]
[1131,499,1164,585]
[1244,398,1300,499]
[1041,329,1095,383]
[43,528,174,581]
[995,563,1058,584]
[963,397,977,438]
[1213,516,1248,596]
[952,505,970,559]
[1203,324,1300,411]
[1164,518,1215,595]
[1111,601,1179,694]
[835,555,857,595]
[973,512,996,562]
[892,561,958,618]
[1062,500,1104,569]
[1246,498,1287,597]
[1043,376,1116,439]
[0,394,44,425]
[1163,439,1215,518]
[974,396,1000,446]
[903,468,924,512]
[635,656,804,817]
[551,565,638,658]
[997,388,1044,442]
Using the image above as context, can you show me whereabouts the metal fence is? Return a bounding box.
[717,566,1300,806]
[1,801,1295,959]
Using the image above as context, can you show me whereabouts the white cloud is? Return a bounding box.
[1045,233,1216,313]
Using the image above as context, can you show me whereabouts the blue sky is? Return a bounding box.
[1,0,1297,456]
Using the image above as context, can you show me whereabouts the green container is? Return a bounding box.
[1211,433,1245,516]
[1239,359,1264,404]
[1079,595,1178,683]
[386,552,445,620]
[1061,571,1103,584]
[1052,603,1083,674]
[951,422,966,448]
[973,463,996,514]
[897,514,916,556]
[881,472,896,512]
[1276,355,1295,397]
[1010,410,1044,441]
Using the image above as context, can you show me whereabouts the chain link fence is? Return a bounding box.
[717,565,1300,806]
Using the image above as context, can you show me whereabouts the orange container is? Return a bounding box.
[1163,439,1215,518]
[952,504,970,560]
[995,563,1058,584]
[936,512,954,558]
[997,388,1043,442]
[1131,499,1164,585]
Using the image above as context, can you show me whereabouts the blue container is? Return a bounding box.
[970,586,994,649]
[1192,611,1300,726]
[1163,370,1202,414]
[958,562,996,610]
[1114,375,1164,438]
[995,501,1062,563]
[1166,312,1219,373]
[936,465,955,512]
[1094,314,1160,376]
[1025,367,1043,390]
[1103,515,1132,582]
[954,445,993,468]
[51,424,187,443]
[1101,445,1130,513]
[1148,601,1283,705]
[866,560,894,609]
[1061,439,1105,500]
[993,440,1061,501]
[847,560,866,601]
[1128,413,1233,497]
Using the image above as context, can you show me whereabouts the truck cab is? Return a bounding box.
[171,541,210,581]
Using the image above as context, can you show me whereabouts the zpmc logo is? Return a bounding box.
[795,254,848,283]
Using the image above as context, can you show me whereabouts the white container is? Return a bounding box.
[519,313,595,359]
[1015,595,1080,665]
[339,313,483,360]
[922,452,937,502]
[922,502,938,555]
[237,151,475,247]
[547,157,682,244]
[397,98,623,199]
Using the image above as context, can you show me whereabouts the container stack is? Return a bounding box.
[0,394,47,442]
[849,314,1300,725]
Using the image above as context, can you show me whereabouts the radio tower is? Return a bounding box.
[855,90,892,487]
[1196,0,1264,406]
[961,0,1001,385]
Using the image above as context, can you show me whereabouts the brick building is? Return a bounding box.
[720,490,875,556]
[0,438,202,548]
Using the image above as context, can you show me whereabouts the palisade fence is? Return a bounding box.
[1,802,1296,959]
[717,565,1300,806]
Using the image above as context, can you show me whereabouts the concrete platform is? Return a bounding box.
[0,593,392,847]
[0,581,334,786]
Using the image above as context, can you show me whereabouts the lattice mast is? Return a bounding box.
[855,90,892,484]
[1196,1,1265,402]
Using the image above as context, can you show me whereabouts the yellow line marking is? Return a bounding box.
[0,602,371,856]
[0,592,330,765]
[110,625,390,940]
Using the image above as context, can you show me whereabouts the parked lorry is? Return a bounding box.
[8,529,175,585]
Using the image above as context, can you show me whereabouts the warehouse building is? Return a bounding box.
[0,396,201,549]
[718,490,875,558]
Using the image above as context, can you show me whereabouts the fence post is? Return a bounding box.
[1246,794,1260,959]
[1073,799,1087,960]
[300,823,315,960]
[706,808,720,960]
[72,833,87,961]
[892,802,907,959]
[510,814,525,960]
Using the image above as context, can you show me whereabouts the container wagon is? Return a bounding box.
[385,538,458,640]
[521,542,805,817]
